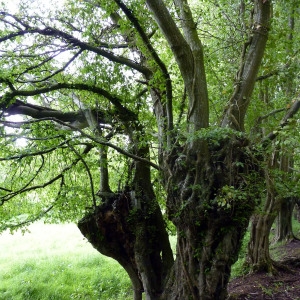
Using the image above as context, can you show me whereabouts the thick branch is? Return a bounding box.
[145,1,193,78]
[1,83,136,123]
[221,0,272,131]
[4,100,105,128]
[173,0,209,132]
[146,0,209,137]
[114,0,174,144]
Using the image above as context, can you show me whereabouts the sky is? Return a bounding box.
[1,0,65,14]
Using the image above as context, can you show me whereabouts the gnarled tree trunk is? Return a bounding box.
[162,135,261,299]
[78,189,174,300]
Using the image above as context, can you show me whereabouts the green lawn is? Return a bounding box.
[1,218,299,299]
[0,222,132,300]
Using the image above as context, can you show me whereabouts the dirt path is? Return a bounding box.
[228,240,300,299]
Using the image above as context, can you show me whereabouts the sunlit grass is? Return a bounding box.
[0,222,132,300]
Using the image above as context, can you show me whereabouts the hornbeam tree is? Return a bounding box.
[0,0,299,299]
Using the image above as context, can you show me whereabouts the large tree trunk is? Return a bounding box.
[81,1,270,299]
[78,135,261,300]
[78,193,143,300]
[162,135,261,299]
[247,213,277,273]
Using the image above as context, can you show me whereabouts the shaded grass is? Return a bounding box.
[230,230,250,279]
[0,223,132,300]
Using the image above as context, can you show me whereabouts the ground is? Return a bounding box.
[227,239,300,299]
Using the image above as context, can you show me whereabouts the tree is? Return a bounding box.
[246,0,300,272]
[0,0,299,299]
[273,1,300,244]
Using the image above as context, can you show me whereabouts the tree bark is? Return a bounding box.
[246,156,279,272]
[77,193,144,300]
[221,1,271,130]
[162,135,261,299]
[275,198,296,242]
[78,190,174,300]
[294,202,300,222]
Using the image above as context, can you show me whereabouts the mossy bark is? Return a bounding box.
[78,190,174,300]
[161,136,261,299]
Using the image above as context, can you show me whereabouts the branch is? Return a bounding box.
[3,99,110,129]
[67,142,97,208]
[0,139,72,161]
[262,99,300,145]
[1,177,65,231]
[0,144,93,205]
[257,108,286,122]
[146,0,209,137]
[0,12,151,75]
[221,0,272,130]
[173,0,209,132]
[1,116,160,170]
[256,48,300,81]
[145,0,193,77]
[19,155,45,191]
[18,49,84,84]
[114,0,174,143]
[54,117,160,169]
[2,83,136,122]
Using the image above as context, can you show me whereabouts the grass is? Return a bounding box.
[1,217,299,299]
[0,222,132,300]
[230,230,250,278]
